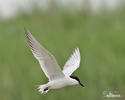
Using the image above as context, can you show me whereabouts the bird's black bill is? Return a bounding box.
[79,82,85,87]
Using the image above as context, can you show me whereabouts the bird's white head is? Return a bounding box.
[70,76,85,87]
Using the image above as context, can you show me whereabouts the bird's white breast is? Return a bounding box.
[48,76,78,89]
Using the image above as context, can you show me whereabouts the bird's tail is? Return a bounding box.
[38,84,49,94]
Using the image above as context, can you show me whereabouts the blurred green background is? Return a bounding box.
[0,9,125,100]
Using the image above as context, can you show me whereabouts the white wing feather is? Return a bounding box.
[24,28,64,81]
[63,48,80,76]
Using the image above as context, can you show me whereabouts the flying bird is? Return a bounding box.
[24,28,85,94]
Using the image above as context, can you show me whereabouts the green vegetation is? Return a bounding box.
[0,10,125,100]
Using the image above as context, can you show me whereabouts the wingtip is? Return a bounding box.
[75,46,79,49]
[74,47,79,52]
[24,27,28,33]
[24,27,31,37]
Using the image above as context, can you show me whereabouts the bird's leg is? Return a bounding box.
[38,84,49,94]
[44,87,48,92]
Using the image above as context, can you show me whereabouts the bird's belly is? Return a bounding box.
[49,79,71,89]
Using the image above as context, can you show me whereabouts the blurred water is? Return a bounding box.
[0,0,124,19]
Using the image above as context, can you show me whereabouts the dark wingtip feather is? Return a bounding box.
[24,27,32,40]
[24,27,29,35]
[75,47,78,50]
[24,27,32,46]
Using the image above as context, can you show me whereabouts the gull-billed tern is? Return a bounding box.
[24,28,85,94]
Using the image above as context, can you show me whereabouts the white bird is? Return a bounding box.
[24,28,85,94]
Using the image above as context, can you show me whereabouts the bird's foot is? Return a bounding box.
[38,85,49,94]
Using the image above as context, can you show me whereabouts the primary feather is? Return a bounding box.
[24,28,65,81]
[63,48,81,76]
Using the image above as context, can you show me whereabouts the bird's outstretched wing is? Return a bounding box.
[63,48,81,76]
[24,28,65,81]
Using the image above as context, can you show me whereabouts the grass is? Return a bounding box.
[0,10,125,100]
